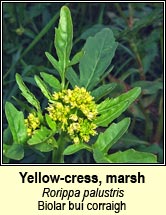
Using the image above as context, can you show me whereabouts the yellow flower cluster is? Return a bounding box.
[47,86,98,144]
[25,113,40,136]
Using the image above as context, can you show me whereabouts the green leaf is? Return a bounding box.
[63,143,92,155]
[114,87,141,107]
[96,98,111,113]
[27,126,52,145]
[5,144,24,160]
[93,149,110,163]
[5,102,27,144]
[68,50,84,67]
[45,52,61,74]
[34,141,55,152]
[34,75,52,100]
[40,72,61,92]
[55,5,73,72]
[95,101,129,127]
[12,96,33,113]
[98,87,141,113]
[91,83,117,101]
[16,73,41,111]
[79,28,118,90]
[45,114,57,132]
[3,127,12,145]
[3,155,10,163]
[66,67,80,88]
[93,118,130,153]
[106,149,157,163]
[3,144,10,154]
[95,87,141,126]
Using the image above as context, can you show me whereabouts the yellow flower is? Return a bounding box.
[64,95,70,103]
[73,136,80,144]
[28,113,34,120]
[52,92,59,100]
[82,135,90,142]
[25,113,40,136]
[27,128,32,136]
[47,86,98,144]
[87,112,95,120]
[67,126,74,135]
[56,102,63,109]
[64,106,70,114]
[69,114,78,121]
[70,123,80,131]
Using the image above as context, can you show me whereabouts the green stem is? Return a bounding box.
[52,133,68,163]
[61,69,65,90]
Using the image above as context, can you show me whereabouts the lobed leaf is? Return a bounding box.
[45,52,61,74]
[95,87,141,126]
[34,75,52,100]
[16,73,41,111]
[94,101,129,127]
[97,87,141,113]
[40,72,61,92]
[12,96,34,113]
[68,50,84,67]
